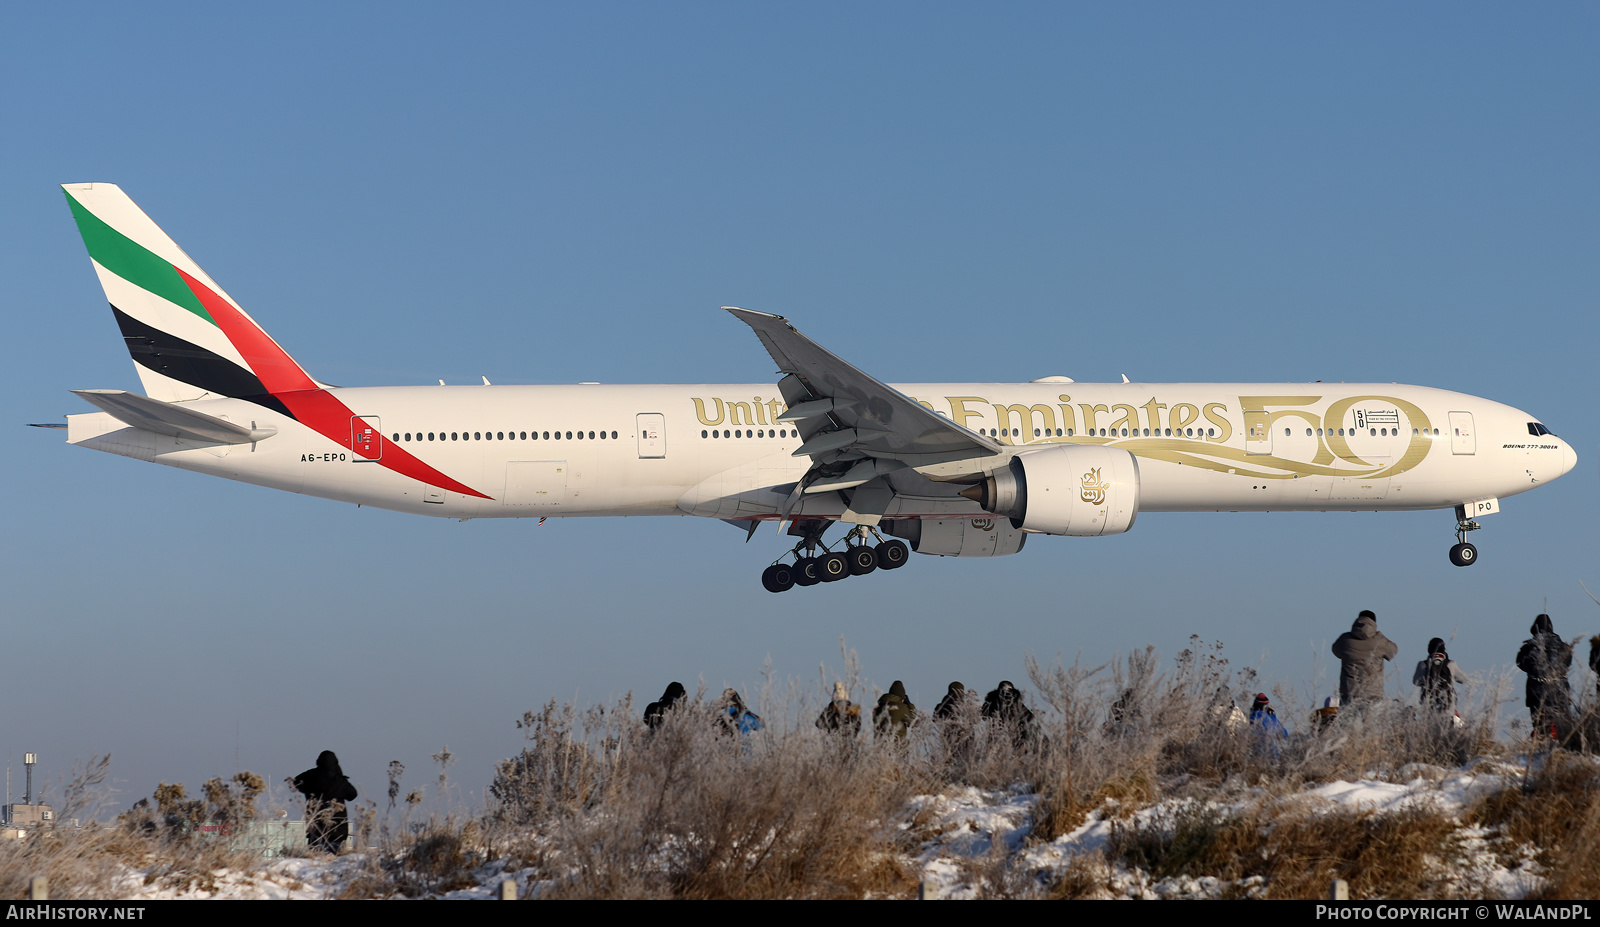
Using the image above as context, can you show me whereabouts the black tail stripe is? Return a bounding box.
[111,304,297,420]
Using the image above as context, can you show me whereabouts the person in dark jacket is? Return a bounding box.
[1517,614,1574,741]
[1331,610,1398,705]
[817,681,862,735]
[644,681,687,730]
[293,750,358,853]
[873,681,916,739]
[982,680,1039,747]
[1413,638,1463,713]
[934,682,967,720]
[1590,637,1600,703]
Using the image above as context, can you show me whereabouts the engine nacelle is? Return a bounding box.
[881,517,1029,557]
[961,445,1140,536]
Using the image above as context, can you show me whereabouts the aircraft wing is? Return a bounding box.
[725,307,1001,474]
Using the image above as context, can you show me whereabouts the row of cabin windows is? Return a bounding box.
[703,429,793,438]
[995,427,1216,438]
[393,430,619,442]
[1290,427,1444,437]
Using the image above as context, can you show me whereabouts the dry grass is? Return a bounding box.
[1471,752,1600,898]
[19,637,1600,900]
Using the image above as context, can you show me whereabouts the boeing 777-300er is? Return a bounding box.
[47,183,1578,591]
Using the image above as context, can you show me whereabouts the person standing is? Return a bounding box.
[644,681,687,730]
[817,681,862,735]
[294,751,358,853]
[1248,692,1289,758]
[1332,610,1398,705]
[1517,614,1574,742]
[1413,638,1463,714]
[873,680,916,740]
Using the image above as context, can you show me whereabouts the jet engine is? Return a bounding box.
[959,445,1140,536]
[880,517,1028,557]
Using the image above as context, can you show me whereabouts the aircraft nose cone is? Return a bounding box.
[1562,440,1577,477]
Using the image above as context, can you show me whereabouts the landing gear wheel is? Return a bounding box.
[795,557,822,586]
[876,539,910,570]
[1449,542,1478,567]
[762,562,796,593]
[819,551,851,582]
[847,545,879,575]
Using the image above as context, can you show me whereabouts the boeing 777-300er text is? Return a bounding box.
[46,183,1578,591]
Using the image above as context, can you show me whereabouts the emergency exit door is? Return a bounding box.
[1448,412,1475,455]
[350,415,382,461]
[637,413,666,458]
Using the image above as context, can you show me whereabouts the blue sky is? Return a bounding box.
[3,3,1598,812]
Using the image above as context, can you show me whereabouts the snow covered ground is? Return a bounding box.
[112,756,1565,900]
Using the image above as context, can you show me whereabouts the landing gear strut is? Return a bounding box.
[760,524,911,592]
[1449,505,1480,567]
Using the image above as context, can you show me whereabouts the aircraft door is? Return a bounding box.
[351,415,382,462]
[1448,412,1476,455]
[637,413,666,458]
[1244,410,1272,455]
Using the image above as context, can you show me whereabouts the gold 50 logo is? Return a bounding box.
[1080,467,1109,505]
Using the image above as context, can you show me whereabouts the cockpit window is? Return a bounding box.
[1528,422,1555,436]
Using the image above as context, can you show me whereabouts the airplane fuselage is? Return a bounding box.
[66,380,1575,524]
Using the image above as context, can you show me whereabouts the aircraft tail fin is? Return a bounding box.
[62,183,316,416]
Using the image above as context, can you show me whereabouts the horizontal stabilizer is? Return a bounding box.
[71,390,276,445]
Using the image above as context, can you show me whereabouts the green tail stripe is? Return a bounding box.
[64,190,216,327]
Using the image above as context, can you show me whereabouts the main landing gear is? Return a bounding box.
[1449,505,1480,567]
[760,525,910,593]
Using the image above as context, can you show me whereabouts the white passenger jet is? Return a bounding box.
[48,183,1577,592]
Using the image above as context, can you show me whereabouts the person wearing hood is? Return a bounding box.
[1412,638,1463,713]
[934,682,968,720]
[982,680,1040,747]
[717,688,764,737]
[1590,637,1600,703]
[873,680,916,739]
[1331,610,1398,705]
[293,750,359,853]
[817,681,862,735]
[1248,692,1289,758]
[1517,614,1574,741]
[644,681,687,731]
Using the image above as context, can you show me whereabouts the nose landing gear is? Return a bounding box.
[1448,505,1480,567]
[760,525,910,592]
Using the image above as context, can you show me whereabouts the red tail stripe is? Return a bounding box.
[176,268,493,500]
